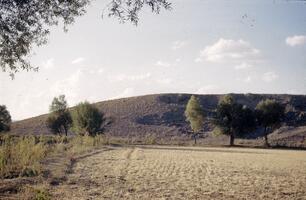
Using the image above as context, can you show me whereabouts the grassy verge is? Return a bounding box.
[0,134,108,179]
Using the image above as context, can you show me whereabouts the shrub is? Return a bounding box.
[71,102,104,136]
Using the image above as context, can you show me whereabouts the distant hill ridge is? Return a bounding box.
[10,93,306,145]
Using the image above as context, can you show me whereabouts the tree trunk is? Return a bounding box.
[264,127,270,147]
[194,134,197,145]
[63,126,68,136]
[229,133,234,146]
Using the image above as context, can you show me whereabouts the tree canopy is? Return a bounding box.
[49,95,69,113]
[0,0,171,77]
[46,95,72,136]
[213,95,255,146]
[0,105,12,132]
[71,101,104,136]
[185,95,204,144]
[255,99,284,146]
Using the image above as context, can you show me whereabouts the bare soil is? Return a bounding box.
[51,145,306,200]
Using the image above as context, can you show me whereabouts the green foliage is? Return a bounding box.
[185,95,204,133]
[71,102,104,136]
[255,99,285,146]
[0,0,171,77]
[256,99,284,129]
[23,186,51,200]
[46,95,72,136]
[214,95,256,145]
[49,95,68,112]
[33,188,51,200]
[0,105,12,132]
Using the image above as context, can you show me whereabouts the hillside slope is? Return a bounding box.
[10,93,306,145]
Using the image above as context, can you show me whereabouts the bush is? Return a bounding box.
[71,102,104,136]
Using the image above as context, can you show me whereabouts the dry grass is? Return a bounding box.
[0,135,109,179]
[52,145,306,200]
[0,136,48,178]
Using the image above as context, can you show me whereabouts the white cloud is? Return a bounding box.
[50,69,83,102]
[195,85,220,94]
[194,57,202,63]
[108,73,151,82]
[234,62,252,70]
[243,76,252,83]
[97,68,105,74]
[156,78,173,85]
[286,35,306,47]
[172,40,189,50]
[262,72,279,82]
[42,58,54,69]
[49,66,105,105]
[236,75,252,83]
[196,38,260,63]
[111,87,135,99]
[71,57,85,64]
[155,61,171,67]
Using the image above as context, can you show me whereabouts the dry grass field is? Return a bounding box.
[51,146,306,200]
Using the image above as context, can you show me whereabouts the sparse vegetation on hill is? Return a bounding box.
[8,94,306,148]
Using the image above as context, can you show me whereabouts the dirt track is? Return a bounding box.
[51,146,306,200]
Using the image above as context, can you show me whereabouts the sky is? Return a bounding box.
[0,0,306,120]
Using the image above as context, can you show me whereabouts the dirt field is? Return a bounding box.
[51,146,306,200]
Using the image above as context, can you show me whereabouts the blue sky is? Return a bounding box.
[0,0,306,120]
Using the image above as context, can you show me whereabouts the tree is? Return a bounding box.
[71,101,104,136]
[46,95,72,136]
[255,99,285,147]
[213,95,255,146]
[0,0,171,77]
[185,95,204,144]
[0,105,12,132]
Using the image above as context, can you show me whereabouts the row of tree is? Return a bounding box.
[0,95,105,136]
[185,95,285,146]
[0,94,286,147]
[46,95,105,136]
